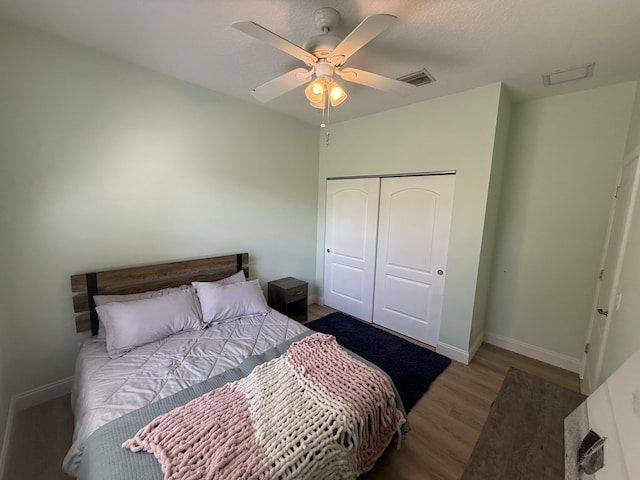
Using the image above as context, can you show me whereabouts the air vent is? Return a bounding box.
[397,68,435,87]
[542,63,595,87]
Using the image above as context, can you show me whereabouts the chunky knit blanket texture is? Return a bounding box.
[123,333,405,480]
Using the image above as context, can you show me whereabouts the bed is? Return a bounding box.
[64,253,407,479]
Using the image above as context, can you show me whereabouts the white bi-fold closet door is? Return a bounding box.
[323,174,455,346]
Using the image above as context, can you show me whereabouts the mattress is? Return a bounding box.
[63,309,309,477]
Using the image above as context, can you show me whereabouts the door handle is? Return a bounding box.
[597,308,608,316]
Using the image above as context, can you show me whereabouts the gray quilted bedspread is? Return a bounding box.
[77,331,407,480]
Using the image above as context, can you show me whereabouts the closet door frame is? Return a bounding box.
[323,171,455,344]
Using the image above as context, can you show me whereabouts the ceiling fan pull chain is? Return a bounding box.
[325,94,331,147]
[320,87,327,128]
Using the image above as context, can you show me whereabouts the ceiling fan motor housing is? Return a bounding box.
[303,34,341,59]
[303,7,342,59]
[315,60,335,79]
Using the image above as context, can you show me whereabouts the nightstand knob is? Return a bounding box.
[327,248,330,253]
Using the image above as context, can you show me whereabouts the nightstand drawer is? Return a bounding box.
[284,284,307,302]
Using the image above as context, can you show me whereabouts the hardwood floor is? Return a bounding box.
[3,305,580,480]
[4,394,74,480]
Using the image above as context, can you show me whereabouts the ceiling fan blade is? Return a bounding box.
[327,14,397,66]
[232,21,318,65]
[251,68,313,102]
[337,67,416,95]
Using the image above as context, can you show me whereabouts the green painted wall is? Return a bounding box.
[0,328,7,459]
[0,19,319,398]
[624,80,640,154]
[0,256,11,456]
[599,80,640,383]
[486,83,636,362]
[469,85,512,349]
[316,83,503,356]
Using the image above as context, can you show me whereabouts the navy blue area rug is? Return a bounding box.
[306,312,451,412]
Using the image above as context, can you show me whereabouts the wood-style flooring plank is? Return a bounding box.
[4,304,580,480]
[4,393,73,480]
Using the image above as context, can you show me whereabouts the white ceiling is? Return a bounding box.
[1,0,640,125]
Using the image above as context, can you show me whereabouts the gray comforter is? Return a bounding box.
[77,331,408,480]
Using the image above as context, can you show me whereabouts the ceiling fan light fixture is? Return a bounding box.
[305,77,347,108]
[328,80,347,107]
[305,79,325,104]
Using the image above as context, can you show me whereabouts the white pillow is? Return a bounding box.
[193,279,269,325]
[96,289,203,359]
[191,270,246,292]
[93,285,194,339]
[94,284,192,307]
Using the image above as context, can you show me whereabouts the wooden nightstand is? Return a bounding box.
[267,277,308,323]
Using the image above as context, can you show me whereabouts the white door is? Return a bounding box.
[584,154,640,392]
[373,175,455,345]
[323,178,380,322]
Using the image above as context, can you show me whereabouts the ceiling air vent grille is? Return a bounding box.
[542,63,595,86]
[397,68,435,87]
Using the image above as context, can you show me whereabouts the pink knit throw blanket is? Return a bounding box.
[123,333,405,480]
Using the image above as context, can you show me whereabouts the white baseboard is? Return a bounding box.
[484,332,582,373]
[0,399,16,480]
[436,341,470,364]
[469,332,484,362]
[12,376,73,413]
[0,376,73,480]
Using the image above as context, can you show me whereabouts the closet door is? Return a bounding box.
[373,175,455,346]
[323,178,380,322]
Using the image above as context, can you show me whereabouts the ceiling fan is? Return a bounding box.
[232,7,415,109]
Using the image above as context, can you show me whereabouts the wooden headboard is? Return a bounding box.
[70,253,249,335]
